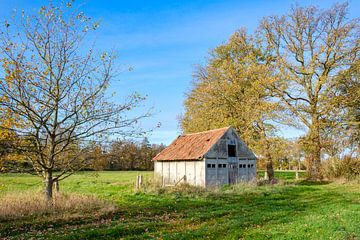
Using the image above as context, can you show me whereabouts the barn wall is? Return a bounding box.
[154,160,163,179]
[205,158,217,186]
[205,158,229,186]
[206,139,227,159]
[204,128,257,185]
[238,159,257,181]
[238,159,248,181]
[248,159,256,181]
[154,160,205,187]
[205,128,256,160]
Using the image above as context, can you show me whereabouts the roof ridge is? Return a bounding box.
[182,126,230,136]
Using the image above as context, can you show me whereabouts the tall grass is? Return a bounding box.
[0,191,116,221]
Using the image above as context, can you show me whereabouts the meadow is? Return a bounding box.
[0,171,359,239]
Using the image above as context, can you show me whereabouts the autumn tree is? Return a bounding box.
[0,88,17,168]
[87,143,108,171]
[0,92,30,172]
[260,3,359,179]
[0,3,149,201]
[181,30,281,180]
[106,138,164,171]
[327,59,360,158]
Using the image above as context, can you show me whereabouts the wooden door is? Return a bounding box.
[228,163,238,184]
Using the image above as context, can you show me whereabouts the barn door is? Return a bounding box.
[228,163,238,184]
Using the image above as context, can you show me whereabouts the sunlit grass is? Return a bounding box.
[0,191,116,221]
[0,171,359,239]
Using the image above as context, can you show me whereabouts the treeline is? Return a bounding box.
[88,138,165,171]
[0,138,165,172]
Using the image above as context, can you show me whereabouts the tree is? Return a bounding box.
[0,105,29,172]
[329,59,360,157]
[0,88,18,169]
[181,30,281,180]
[106,138,164,171]
[0,2,149,201]
[86,142,108,171]
[260,3,359,179]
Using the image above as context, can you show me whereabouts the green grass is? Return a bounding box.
[257,170,307,180]
[0,171,359,239]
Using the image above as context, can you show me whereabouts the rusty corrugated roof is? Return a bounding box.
[153,127,230,161]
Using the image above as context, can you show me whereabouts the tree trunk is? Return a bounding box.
[44,170,53,202]
[264,141,274,181]
[265,155,274,181]
[306,123,323,180]
[307,148,322,180]
[259,123,275,181]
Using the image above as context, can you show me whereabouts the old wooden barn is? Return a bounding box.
[153,127,257,187]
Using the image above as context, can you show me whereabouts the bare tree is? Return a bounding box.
[260,3,359,179]
[0,3,149,201]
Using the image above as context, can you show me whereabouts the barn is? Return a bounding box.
[153,127,257,187]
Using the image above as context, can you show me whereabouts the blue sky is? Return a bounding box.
[1,0,359,144]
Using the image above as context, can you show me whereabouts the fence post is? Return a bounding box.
[54,179,59,192]
[136,175,143,191]
[139,175,143,188]
[264,171,269,180]
[295,171,299,180]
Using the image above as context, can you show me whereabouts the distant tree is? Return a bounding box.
[266,137,290,170]
[106,139,164,171]
[287,139,305,170]
[0,3,149,201]
[86,143,108,171]
[260,3,359,179]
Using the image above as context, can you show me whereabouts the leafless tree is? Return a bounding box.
[0,3,150,201]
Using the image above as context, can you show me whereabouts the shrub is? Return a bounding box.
[323,157,360,181]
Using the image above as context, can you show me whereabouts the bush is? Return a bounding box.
[323,157,360,181]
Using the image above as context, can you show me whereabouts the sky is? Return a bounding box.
[0,0,359,145]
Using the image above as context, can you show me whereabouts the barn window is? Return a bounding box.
[218,164,227,168]
[228,144,236,157]
[251,164,254,168]
[248,164,251,168]
[239,164,243,168]
[243,164,247,168]
[207,164,216,168]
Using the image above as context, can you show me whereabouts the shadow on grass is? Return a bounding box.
[59,184,350,239]
[296,180,332,185]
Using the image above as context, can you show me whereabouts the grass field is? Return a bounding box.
[0,171,359,239]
